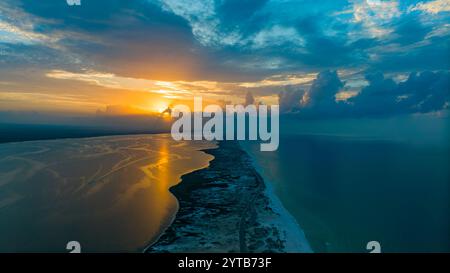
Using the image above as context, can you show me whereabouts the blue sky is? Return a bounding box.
[0,0,449,119]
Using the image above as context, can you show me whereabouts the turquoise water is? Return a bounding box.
[242,118,450,252]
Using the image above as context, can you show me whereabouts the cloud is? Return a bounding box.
[250,25,305,49]
[280,70,346,117]
[2,0,449,83]
[238,73,317,88]
[280,69,450,118]
[349,70,450,116]
[244,91,255,106]
[351,0,401,38]
[95,105,151,116]
[278,86,305,113]
[302,70,345,108]
[156,0,236,46]
[409,0,450,14]
[1,0,449,119]
[0,2,57,45]
[45,69,195,99]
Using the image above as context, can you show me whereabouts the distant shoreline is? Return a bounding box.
[146,140,311,253]
[0,123,168,144]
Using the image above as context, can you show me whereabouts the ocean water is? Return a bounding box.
[0,134,215,252]
[241,120,450,252]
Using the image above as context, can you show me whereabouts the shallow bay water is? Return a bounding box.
[0,134,216,252]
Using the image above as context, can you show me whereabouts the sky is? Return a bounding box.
[0,0,449,124]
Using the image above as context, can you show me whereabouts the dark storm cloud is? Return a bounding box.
[304,70,345,108]
[278,86,305,113]
[284,70,450,118]
[350,70,450,116]
[280,70,346,116]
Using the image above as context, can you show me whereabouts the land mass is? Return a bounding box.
[0,123,168,144]
[146,140,311,253]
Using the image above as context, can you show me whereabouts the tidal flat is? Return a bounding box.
[0,134,215,252]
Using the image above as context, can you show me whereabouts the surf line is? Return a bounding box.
[170,97,279,152]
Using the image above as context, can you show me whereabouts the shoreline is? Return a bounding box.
[141,143,218,253]
[146,140,311,253]
[239,142,313,252]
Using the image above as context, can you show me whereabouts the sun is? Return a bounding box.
[156,105,168,113]
[151,100,170,114]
